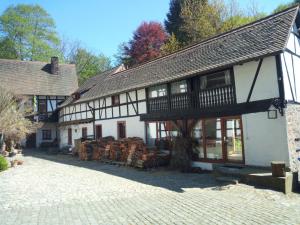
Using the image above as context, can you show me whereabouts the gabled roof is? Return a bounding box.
[0,58,78,96]
[65,6,300,106]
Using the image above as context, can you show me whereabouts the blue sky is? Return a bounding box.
[0,0,291,61]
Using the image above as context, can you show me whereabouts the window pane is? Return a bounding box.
[47,100,57,112]
[171,80,187,94]
[205,119,223,160]
[191,120,205,160]
[226,119,243,162]
[149,85,167,98]
[38,100,47,113]
[146,122,157,146]
[200,70,231,90]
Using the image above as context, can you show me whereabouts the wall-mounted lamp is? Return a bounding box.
[268,110,277,119]
[296,148,300,162]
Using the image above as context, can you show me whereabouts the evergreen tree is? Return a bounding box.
[164,0,186,43]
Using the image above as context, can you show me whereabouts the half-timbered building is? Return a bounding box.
[59,6,300,174]
[0,57,78,147]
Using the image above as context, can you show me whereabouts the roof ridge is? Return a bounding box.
[0,58,76,66]
[108,5,299,79]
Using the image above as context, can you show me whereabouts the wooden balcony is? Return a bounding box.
[147,85,236,114]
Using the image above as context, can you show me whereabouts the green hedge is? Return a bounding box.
[0,156,8,171]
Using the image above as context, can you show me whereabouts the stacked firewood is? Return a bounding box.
[78,137,170,168]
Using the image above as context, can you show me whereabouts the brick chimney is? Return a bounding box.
[50,57,59,75]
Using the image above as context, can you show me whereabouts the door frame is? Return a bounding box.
[222,116,245,164]
[68,128,72,145]
[117,121,126,139]
[95,124,102,140]
[195,116,245,164]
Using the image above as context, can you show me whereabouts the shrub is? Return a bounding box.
[0,156,8,171]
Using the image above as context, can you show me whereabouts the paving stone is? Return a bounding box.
[0,150,300,225]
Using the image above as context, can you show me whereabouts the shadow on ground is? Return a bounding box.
[22,148,231,193]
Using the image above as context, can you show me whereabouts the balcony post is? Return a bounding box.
[167,83,172,111]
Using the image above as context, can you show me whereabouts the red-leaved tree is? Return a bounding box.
[124,22,168,66]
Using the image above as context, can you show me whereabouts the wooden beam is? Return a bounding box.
[283,53,296,102]
[246,58,263,103]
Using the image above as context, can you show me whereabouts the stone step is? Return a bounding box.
[216,176,240,184]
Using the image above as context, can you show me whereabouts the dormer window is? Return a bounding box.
[72,93,80,100]
[112,95,120,106]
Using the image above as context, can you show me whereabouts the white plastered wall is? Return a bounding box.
[36,123,58,147]
[242,112,289,167]
[95,116,145,141]
[234,56,279,103]
[59,116,145,147]
[59,123,94,148]
[282,23,300,102]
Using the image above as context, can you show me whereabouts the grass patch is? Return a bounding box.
[0,155,8,171]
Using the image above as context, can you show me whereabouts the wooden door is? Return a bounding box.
[68,128,72,145]
[96,125,102,140]
[117,121,126,139]
[26,133,36,148]
[223,117,244,164]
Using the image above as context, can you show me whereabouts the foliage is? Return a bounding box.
[121,22,168,66]
[179,0,222,44]
[164,0,186,43]
[161,33,181,55]
[60,38,112,84]
[273,0,300,13]
[71,48,111,84]
[0,38,18,59]
[0,156,8,171]
[0,4,61,61]
[0,86,38,148]
[163,0,269,47]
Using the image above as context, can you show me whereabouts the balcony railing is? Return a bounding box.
[148,85,236,113]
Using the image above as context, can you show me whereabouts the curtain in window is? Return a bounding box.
[200,76,207,90]
[225,71,231,85]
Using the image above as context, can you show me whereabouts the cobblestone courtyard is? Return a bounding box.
[1,150,300,225]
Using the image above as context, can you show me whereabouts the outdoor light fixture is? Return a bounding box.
[268,110,277,119]
[296,148,300,162]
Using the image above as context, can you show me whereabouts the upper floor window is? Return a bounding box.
[200,70,231,90]
[38,99,47,113]
[171,80,187,94]
[148,84,167,98]
[47,99,57,112]
[112,95,120,106]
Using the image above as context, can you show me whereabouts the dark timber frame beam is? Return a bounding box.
[246,58,263,103]
[282,53,296,102]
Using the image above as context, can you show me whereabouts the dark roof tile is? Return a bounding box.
[68,6,300,105]
[0,59,78,96]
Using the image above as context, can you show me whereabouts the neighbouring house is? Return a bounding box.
[0,57,78,148]
[58,6,300,176]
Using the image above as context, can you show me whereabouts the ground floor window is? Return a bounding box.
[117,121,126,139]
[42,129,52,140]
[146,121,181,147]
[191,116,244,163]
